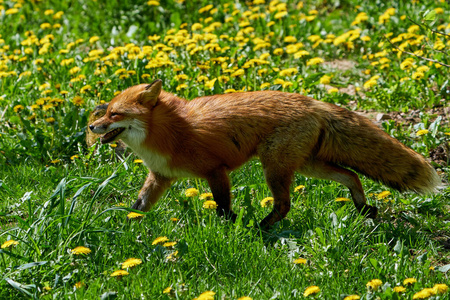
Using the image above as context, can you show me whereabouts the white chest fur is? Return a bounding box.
[134,146,193,178]
[120,123,193,178]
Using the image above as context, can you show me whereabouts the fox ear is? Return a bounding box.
[140,79,162,106]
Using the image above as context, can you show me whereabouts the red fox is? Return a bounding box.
[86,103,126,153]
[86,103,110,148]
[89,80,441,228]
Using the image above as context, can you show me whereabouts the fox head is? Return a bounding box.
[89,79,162,145]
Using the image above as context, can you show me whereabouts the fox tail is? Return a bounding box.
[319,110,441,194]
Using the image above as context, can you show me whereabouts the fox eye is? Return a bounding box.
[110,112,118,117]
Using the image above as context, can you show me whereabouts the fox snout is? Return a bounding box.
[89,123,106,134]
[89,118,109,134]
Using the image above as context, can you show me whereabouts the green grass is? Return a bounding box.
[0,0,449,299]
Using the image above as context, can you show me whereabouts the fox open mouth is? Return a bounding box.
[101,127,125,144]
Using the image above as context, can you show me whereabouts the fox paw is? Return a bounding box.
[131,198,149,212]
[359,205,378,219]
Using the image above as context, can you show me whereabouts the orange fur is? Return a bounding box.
[89,81,441,228]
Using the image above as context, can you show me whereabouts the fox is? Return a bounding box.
[86,103,126,152]
[89,79,441,228]
[86,103,110,148]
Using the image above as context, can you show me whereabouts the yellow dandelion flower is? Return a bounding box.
[195,291,215,300]
[363,79,378,89]
[231,69,245,77]
[199,4,213,13]
[127,212,144,219]
[39,83,51,91]
[344,295,360,300]
[433,284,448,294]
[274,11,288,19]
[175,74,189,81]
[43,286,52,291]
[13,105,24,112]
[260,197,274,207]
[335,197,350,202]
[412,72,425,80]
[238,297,252,300]
[293,258,307,264]
[260,82,271,89]
[416,129,429,136]
[284,36,297,43]
[51,159,60,164]
[121,258,142,269]
[1,240,19,249]
[203,200,218,209]
[403,278,417,286]
[163,241,177,247]
[152,236,169,245]
[34,58,45,65]
[40,23,52,30]
[147,0,160,6]
[72,96,84,106]
[185,188,199,197]
[393,286,406,293]
[171,217,179,222]
[413,288,435,299]
[294,185,305,192]
[45,117,55,123]
[306,57,324,66]
[110,270,129,277]
[163,286,173,294]
[320,75,331,84]
[74,282,85,289]
[273,48,284,55]
[134,159,144,163]
[69,66,81,75]
[5,8,19,15]
[416,66,429,73]
[19,71,32,78]
[377,191,391,199]
[199,193,213,200]
[304,285,320,297]
[328,88,339,94]
[366,279,382,291]
[176,84,188,91]
[166,250,178,261]
[71,246,91,255]
[53,11,64,19]
[279,68,298,77]
[89,36,100,44]
[80,85,92,94]
[191,23,203,31]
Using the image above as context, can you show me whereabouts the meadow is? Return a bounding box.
[0,0,449,299]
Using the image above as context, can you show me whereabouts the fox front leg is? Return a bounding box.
[131,171,173,212]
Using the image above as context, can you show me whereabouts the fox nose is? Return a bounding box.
[89,124,95,131]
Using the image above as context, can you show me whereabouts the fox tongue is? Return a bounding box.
[101,127,125,144]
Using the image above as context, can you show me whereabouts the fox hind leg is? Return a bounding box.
[206,168,237,222]
[300,160,377,218]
